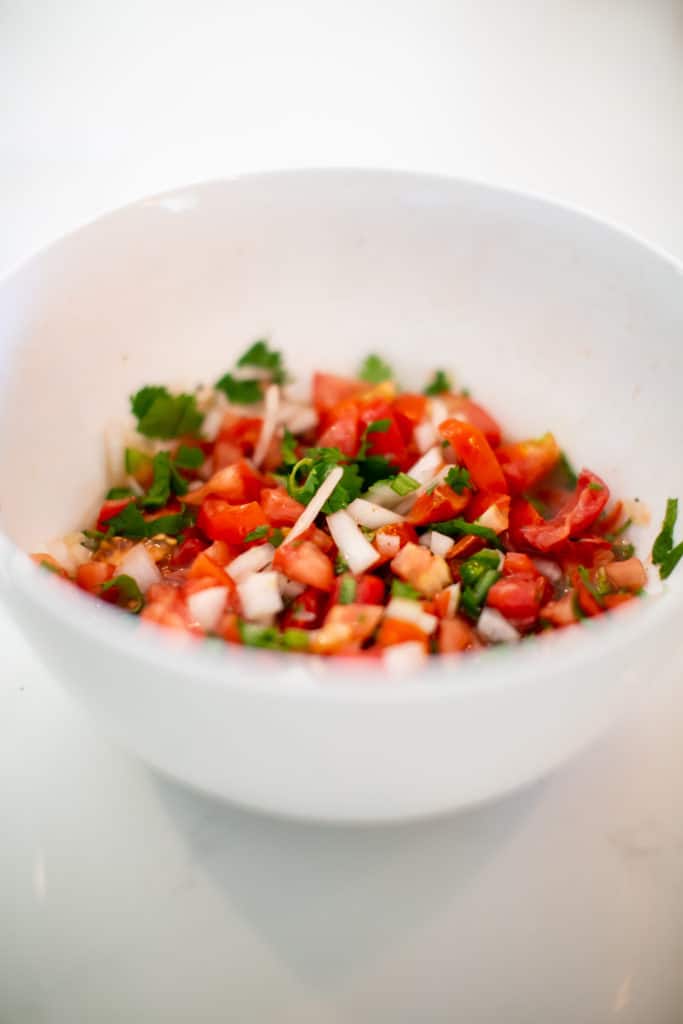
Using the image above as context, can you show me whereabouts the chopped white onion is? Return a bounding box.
[252,384,280,468]
[531,557,563,584]
[477,500,509,534]
[429,397,449,430]
[406,446,444,485]
[394,462,451,516]
[414,419,438,454]
[118,544,162,594]
[284,406,319,435]
[237,571,283,620]
[383,642,428,674]
[326,509,379,575]
[201,392,230,441]
[187,586,229,632]
[477,607,520,644]
[278,575,307,600]
[443,582,461,618]
[419,532,433,548]
[226,543,275,581]
[385,597,438,635]
[430,531,454,558]
[347,498,403,529]
[282,465,344,547]
[375,531,401,558]
[363,481,405,510]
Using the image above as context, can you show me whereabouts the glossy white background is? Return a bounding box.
[2,2,683,1021]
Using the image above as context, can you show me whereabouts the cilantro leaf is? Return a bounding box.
[445,465,472,494]
[322,462,363,513]
[106,486,134,500]
[390,473,420,497]
[424,369,452,396]
[281,427,298,467]
[130,387,204,439]
[359,354,393,383]
[215,374,263,405]
[140,452,173,508]
[244,524,270,542]
[391,580,419,600]
[174,444,205,470]
[237,340,286,384]
[105,502,191,539]
[660,541,683,580]
[653,498,678,565]
[355,454,396,489]
[101,574,144,613]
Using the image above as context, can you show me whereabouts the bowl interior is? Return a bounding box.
[0,171,682,569]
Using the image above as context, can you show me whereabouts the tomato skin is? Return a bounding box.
[188,550,233,586]
[313,373,365,413]
[508,497,545,550]
[281,587,327,629]
[273,540,335,591]
[171,532,209,568]
[520,470,610,552]
[497,433,560,494]
[407,484,470,526]
[377,618,429,650]
[438,617,478,653]
[260,487,305,526]
[439,418,507,495]
[197,499,267,544]
[603,592,636,610]
[329,573,385,607]
[317,401,360,456]
[502,552,538,578]
[372,522,419,565]
[486,576,546,630]
[440,395,502,446]
[540,593,578,627]
[96,497,134,532]
[393,393,428,441]
[357,400,408,467]
[76,561,115,593]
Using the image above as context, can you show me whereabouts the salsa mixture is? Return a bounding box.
[33,341,682,666]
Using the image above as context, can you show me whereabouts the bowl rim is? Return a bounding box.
[1,166,682,701]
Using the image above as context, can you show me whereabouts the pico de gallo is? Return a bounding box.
[32,340,681,668]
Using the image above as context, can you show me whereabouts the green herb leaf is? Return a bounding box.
[578,566,605,607]
[125,448,153,476]
[131,388,203,439]
[322,462,364,514]
[660,541,683,580]
[174,444,205,470]
[106,486,134,500]
[270,528,285,547]
[237,339,286,384]
[338,577,357,604]
[355,455,396,489]
[215,374,263,405]
[390,473,420,497]
[140,452,173,508]
[105,502,191,540]
[423,369,452,396]
[558,451,578,490]
[359,354,392,383]
[39,559,61,574]
[391,579,420,600]
[445,465,472,495]
[588,482,604,492]
[653,498,678,565]
[433,518,504,549]
[244,524,270,543]
[101,574,145,613]
[281,427,298,467]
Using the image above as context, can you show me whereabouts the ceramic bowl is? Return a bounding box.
[1,170,682,822]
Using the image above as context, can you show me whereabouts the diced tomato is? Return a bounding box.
[570,567,603,618]
[439,418,508,495]
[171,532,209,568]
[440,394,502,446]
[604,557,647,592]
[96,497,134,531]
[357,400,408,467]
[281,586,327,629]
[273,540,334,591]
[555,535,612,571]
[391,542,451,597]
[299,524,336,553]
[76,561,115,592]
[377,617,430,649]
[142,583,203,636]
[486,576,546,631]
[217,415,263,454]
[313,373,365,413]
[508,497,545,550]
[407,483,470,526]
[188,551,233,586]
[216,612,241,643]
[603,592,637,610]
[325,604,383,642]
[393,393,428,442]
[316,400,359,457]
[438,617,478,653]
[373,522,419,565]
[502,552,538,578]
[184,459,264,506]
[497,433,560,494]
[596,501,624,537]
[329,573,385,607]
[540,593,578,627]
[448,535,484,561]
[260,487,305,526]
[520,470,610,552]
[197,499,267,545]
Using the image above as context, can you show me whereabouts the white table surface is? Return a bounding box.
[2,3,683,1021]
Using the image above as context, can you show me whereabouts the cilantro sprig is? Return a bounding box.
[130,387,203,439]
[104,502,194,540]
[237,340,286,384]
[216,340,287,404]
[652,498,683,580]
[445,465,472,495]
[101,574,145,613]
[359,354,393,383]
[424,369,452,396]
[139,447,204,510]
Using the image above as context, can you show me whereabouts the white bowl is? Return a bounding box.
[1,170,682,823]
